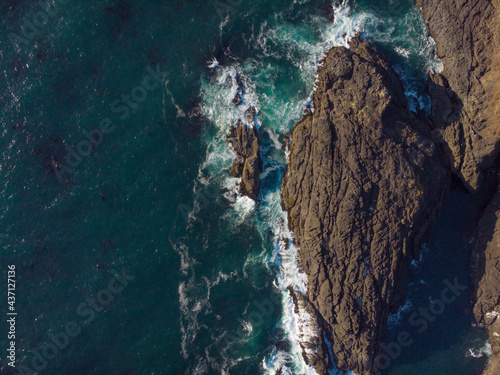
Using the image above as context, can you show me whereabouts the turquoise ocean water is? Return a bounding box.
[0,0,490,374]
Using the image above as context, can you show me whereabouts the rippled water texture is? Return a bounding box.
[0,1,489,374]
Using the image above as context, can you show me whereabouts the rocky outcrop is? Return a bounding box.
[289,287,332,374]
[227,119,261,200]
[232,73,245,106]
[472,186,500,375]
[416,1,500,373]
[416,0,500,193]
[281,37,448,375]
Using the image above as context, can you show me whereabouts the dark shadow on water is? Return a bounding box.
[382,184,490,375]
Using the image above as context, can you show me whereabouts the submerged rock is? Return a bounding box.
[232,92,243,106]
[281,37,448,374]
[232,73,245,106]
[227,120,261,200]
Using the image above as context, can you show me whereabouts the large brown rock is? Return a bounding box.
[281,37,448,374]
[227,119,261,200]
[416,0,500,192]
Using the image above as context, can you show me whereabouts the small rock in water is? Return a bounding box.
[225,75,232,88]
[226,119,261,200]
[303,103,312,115]
[232,92,243,106]
[320,1,335,23]
[232,72,245,106]
[245,106,256,125]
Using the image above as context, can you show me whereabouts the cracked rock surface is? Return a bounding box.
[281,37,448,375]
[227,119,261,200]
[417,0,500,192]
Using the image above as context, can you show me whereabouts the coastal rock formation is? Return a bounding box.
[281,37,448,374]
[473,186,500,375]
[227,119,261,200]
[289,287,332,374]
[416,0,500,192]
[416,1,500,373]
[232,73,245,106]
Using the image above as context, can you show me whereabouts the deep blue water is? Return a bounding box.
[0,1,489,374]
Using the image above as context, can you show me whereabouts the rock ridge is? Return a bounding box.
[416,0,500,193]
[227,117,261,200]
[281,36,448,375]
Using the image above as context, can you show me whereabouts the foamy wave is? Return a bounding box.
[260,191,322,375]
[395,46,410,58]
[177,60,290,373]
[207,57,220,69]
[466,341,492,359]
[200,67,266,252]
[223,195,256,227]
[202,65,261,132]
[176,250,241,371]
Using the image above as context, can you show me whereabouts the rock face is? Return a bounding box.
[281,37,448,375]
[227,119,261,200]
[416,1,500,373]
[472,186,500,375]
[416,0,500,192]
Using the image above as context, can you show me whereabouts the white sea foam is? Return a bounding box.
[260,191,323,375]
[176,245,241,372]
[207,57,220,69]
[224,195,256,227]
[395,46,411,58]
[174,61,281,375]
[202,65,261,131]
[466,341,492,359]
[197,64,262,208]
